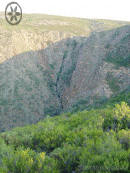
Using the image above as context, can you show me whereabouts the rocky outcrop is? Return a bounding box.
[0,25,130,132]
[0,29,75,63]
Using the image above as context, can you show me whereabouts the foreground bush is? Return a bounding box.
[0,102,130,172]
[102,102,130,132]
[2,146,59,173]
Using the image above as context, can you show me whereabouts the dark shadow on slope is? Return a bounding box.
[0,49,61,132]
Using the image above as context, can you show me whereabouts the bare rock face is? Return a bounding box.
[0,25,130,132]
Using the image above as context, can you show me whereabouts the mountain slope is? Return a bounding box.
[0,24,130,132]
[0,12,130,64]
[59,25,130,110]
[0,13,130,132]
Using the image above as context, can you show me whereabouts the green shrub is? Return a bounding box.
[39,156,60,173]
[44,105,61,116]
[102,102,130,132]
[66,114,85,130]
[0,136,15,172]
[2,147,35,173]
[79,132,129,172]
[32,123,67,153]
[1,99,130,172]
[105,51,130,68]
[114,102,130,130]
[50,143,81,173]
[0,166,5,173]
[49,63,55,69]
[106,72,120,92]
[117,129,130,150]
[63,50,68,60]
[1,147,55,173]
[105,43,110,49]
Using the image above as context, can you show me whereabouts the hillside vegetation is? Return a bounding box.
[1,12,130,35]
[0,12,130,172]
[0,100,130,172]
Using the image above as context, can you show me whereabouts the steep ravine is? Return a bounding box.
[55,37,85,110]
[58,25,130,110]
[55,68,63,110]
[0,25,130,132]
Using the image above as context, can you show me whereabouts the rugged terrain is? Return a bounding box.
[0,12,130,132]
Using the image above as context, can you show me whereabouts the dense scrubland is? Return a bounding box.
[0,92,130,172]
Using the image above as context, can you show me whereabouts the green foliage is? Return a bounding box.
[79,131,129,172]
[49,63,55,69]
[105,43,110,49]
[47,78,56,94]
[1,13,130,172]
[44,105,61,116]
[107,88,130,108]
[0,136,15,172]
[61,67,74,86]
[112,29,120,40]
[2,146,49,173]
[32,123,67,153]
[2,147,35,173]
[63,87,130,116]
[0,98,7,106]
[121,34,130,44]
[105,40,130,68]
[0,83,6,91]
[57,49,76,87]
[102,102,130,132]
[50,143,81,173]
[40,156,60,173]
[0,124,37,150]
[72,40,77,49]
[63,50,68,60]
[0,102,130,172]
[64,96,109,114]
[106,71,120,92]
[117,129,130,150]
